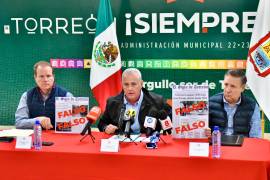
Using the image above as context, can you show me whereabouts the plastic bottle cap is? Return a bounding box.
[35,120,40,125]
[213,126,219,131]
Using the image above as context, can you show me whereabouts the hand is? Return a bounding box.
[104,124,118,134]
[37,116,53,130]
[205,127,212,139]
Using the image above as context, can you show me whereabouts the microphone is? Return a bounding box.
[80,106,101,142]
[144,110,158,137]
[117,104,126,135]
[158,110,173,135]
[123,109,136,138]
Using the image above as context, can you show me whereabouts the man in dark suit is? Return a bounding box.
[206,69,261,138]
[98,68,171,135]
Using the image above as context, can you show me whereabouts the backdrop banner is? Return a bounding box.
[1,0,267,131]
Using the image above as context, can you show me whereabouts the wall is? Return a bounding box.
[1,0,268,131]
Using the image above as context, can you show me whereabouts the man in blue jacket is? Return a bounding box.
[15,61,72,129]
[206,69,261,138]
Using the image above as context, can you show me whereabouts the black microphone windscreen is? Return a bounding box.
[159,110,167,120]
[148,109,158,117]
[118,105,126,128]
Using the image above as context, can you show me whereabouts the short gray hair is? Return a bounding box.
[122,68,142,81]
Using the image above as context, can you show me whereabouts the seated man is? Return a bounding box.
[15,61,73,129]
[98,68,171,135]
[206,69,261,138]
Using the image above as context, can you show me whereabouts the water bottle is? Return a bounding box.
[212,126,221,158]
[33,120,42,150]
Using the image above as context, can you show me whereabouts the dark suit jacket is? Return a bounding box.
[98,88,171,134]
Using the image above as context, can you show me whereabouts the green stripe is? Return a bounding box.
[95,0,113,37]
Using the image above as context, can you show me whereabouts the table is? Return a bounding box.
[0,132,270,180]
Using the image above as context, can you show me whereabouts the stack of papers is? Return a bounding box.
[0,129,33,137]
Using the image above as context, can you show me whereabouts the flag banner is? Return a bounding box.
[246,0,270,120]
[90,0,122,111]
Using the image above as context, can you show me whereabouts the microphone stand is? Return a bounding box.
[152,131,167,144]
[122,136,138,145]
[162,129,172,135]
[158,135,167,144]
[121,121,137,145]
[80,124,95,143]
[116,130,138,145]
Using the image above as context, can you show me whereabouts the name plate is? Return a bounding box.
[15,136,32,149]
[189,142,209,157]
[100,139,119,152]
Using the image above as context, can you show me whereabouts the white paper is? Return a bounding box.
[15,136,32,149]
[189,142,209,157]
[55,97,89,133]
[0,129,33,137]
[172,85,209,138]
[100,139,119,152]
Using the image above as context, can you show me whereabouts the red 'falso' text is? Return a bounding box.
[57,117,86,130]
[57,105,87,118]
[175,120,205,134]
[175,101,206,116]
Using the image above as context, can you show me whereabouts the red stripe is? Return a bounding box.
[91,70,122,112]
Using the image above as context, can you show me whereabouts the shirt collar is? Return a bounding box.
[37,83,55,96]
[37,84,55,101]
[124,90,144,106]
